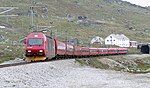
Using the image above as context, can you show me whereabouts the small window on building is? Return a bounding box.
[114,40,115,41]
[107,40,109,41]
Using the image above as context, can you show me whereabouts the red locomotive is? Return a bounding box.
[24,32,127,62]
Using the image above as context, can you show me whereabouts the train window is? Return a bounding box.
[103,50,107,52]
[28,38,43,45]
[90,50,98,52]
[82,50,89,52]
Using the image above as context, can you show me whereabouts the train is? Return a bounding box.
[23,32,128,62]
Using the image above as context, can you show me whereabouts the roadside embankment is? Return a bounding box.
[76,54,150,73]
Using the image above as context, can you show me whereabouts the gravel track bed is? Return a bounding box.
[0,59,150,88]
[0,58,25,65]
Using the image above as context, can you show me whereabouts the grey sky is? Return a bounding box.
[122,0,150,7]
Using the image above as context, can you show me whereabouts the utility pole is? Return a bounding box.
[29,3,48,32]
[31,6,34,28]
[29,6,36,31]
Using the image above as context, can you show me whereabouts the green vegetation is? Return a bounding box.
[127,48,140,54]
[77,56,150,73]
[136,57,150,73]
[0,45,24,63]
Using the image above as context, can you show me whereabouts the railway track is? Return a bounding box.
[0,62,29,68]
[0,59,54,68]
[0,57,71,68]
[0,54,127,69]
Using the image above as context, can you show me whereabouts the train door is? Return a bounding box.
[47,37,56,59]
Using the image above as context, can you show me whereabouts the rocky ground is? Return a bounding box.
[0,58,150,88]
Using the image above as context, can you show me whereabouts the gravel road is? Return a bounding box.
[0,59,150,88]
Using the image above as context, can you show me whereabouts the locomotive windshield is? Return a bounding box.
[28,38,43,46]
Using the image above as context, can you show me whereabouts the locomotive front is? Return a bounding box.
[24,32,47,62]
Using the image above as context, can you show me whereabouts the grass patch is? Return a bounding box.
[76,55,150,73]
[127,48,140,54]
[88,58,109,69]
[0,45,24,63]
[76,58,109,69]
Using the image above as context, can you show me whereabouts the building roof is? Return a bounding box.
[91,36,104,44]
[108,34,129,40]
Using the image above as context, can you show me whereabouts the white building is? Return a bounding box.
[129,41,138,48]
[105,34,130,47]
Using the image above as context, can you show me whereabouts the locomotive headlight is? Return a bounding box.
[39,50,43,52]
[28,50,31,52]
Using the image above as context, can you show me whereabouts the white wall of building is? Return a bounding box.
[105,34,130,47]
[105,34,116,45]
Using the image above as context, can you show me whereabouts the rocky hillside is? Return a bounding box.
[0,0,150,42]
